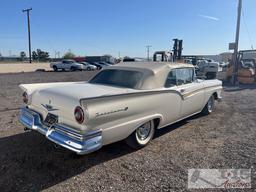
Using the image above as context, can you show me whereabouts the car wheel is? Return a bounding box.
[125,120,155,149]
[87,67,91,71]
[70,67,76,71]
[202,95,215,115]
[53,66,58,71]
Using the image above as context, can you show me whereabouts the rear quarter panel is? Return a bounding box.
[80,90,181,145]
[202,79,222,105]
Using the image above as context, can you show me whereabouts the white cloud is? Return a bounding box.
[198,14,219,21]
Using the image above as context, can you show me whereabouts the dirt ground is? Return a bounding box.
[0,62,51,73]
[0,71,255,192]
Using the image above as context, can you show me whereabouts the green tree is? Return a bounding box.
[20,51,26,61]
[32,51,38,61]
[36,49,49,61]
[32,49,49,61]
[63,51,76,59]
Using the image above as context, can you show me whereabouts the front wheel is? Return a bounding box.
[125,120,155,149]
[202,95,215,115]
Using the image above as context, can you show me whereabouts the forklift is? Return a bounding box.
[153,39,183,62]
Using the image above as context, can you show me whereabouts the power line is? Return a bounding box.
[241,8,254,50]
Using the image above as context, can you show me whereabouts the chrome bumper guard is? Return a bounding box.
[19,107,102,155]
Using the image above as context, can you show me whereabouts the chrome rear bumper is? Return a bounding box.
[19,107,102,155]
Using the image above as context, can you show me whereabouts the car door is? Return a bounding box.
[65,61,72,69]
[62,60,69,69]
[175,68,205,118]
[163,69,182,124]
[60,61,65,68]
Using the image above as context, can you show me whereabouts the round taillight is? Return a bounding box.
[74,106,84,124]
[22,92,28,104]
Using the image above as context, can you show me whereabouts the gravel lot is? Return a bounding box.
[0,71,255,191]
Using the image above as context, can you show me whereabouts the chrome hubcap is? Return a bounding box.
[136,122,151,141]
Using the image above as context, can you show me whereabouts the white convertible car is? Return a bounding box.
[19,62,222,154]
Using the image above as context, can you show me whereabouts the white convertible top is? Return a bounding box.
[102,62,194,90]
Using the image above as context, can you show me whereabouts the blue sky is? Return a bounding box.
[0,0,255,57]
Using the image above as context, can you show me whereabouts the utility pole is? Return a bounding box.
[146,45,152,61]
[22,8,32,63]
[232,0,242,85]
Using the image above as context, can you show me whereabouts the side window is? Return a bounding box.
[165,70,177,88]
[176,68,193,85]
[62,61,66,64]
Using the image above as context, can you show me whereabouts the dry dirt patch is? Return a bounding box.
[0,62,51,73]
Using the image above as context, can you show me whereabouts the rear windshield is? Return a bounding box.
[89,69,143,89]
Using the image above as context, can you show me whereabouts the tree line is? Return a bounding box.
[19,50,76,61]
[19,49,49,61]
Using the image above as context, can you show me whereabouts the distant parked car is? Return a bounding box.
[184,59,192,64]
[50,60,84,71]
[105,61,114,65]
[219,62,229,68]
[196,60,219,79]
[99,62,112,66]
[93,62,107,70]
[80,62,97,71]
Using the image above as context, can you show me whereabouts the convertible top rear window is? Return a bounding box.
[89,69,143,89]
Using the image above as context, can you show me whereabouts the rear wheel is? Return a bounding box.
[125,120,155,149]
[87,67,91,71]
[53,66,58,71]
[202,95,215,115]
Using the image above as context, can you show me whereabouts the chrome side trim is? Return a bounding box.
[19,107,102,155]
[80,84,222,104]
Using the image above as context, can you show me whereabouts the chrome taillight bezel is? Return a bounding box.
[74,106,85,124]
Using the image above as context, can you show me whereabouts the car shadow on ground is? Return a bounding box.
[0,115,200,191]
